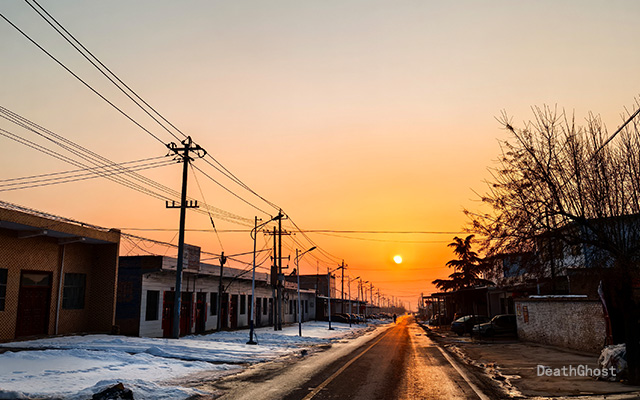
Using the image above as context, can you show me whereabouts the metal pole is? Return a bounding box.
[356,279,360,320]
[247,217,258,345]
[273,226,278,331]
[348,277,352,327]
[328,268,333,330]
[277,212,283,330]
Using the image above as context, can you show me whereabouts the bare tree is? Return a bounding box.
[467,104,640,383]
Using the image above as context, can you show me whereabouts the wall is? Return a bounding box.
[0,228,119,342]
[515,297,606,354]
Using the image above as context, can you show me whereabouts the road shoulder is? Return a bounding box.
[421,323,640,399]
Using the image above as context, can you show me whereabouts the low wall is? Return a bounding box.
[515,297,605,354]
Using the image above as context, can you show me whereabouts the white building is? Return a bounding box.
[115,255,316,337]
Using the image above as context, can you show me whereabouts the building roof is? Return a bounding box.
[0,200,120,244]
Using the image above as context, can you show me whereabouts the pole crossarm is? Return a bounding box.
[165,135,206,339]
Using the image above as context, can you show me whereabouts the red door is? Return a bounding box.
[230,295,238,329]
[179,292,192,336]
[162,291,174,338]
[195,292,207,334]
[220,293,229,330]
[16,271,52,338]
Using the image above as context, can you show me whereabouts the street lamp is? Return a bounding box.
[247,214,282,345]
[295,246,316,336]
[327,264,344,330]
[359,279,368,321]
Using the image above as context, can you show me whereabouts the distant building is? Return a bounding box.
[0,202,120,341]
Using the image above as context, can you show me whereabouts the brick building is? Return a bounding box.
[0,202,120,341]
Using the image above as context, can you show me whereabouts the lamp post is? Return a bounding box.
[295,247,316,336]
[247,214,282,345]
[359,279,368,321]
[327,264,344,330]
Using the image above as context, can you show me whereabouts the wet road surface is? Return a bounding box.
[283,316,490,400]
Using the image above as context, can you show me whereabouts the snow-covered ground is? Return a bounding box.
[0,320,385,399]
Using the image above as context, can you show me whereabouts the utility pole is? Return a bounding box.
[278,211,283,330]
[328,267,333,330]
[272,226,277,331]
[166,136,205,339]
[370,283,373,312]
[264,211,289,330]
[340,260,345,314]
[216,252,227,331]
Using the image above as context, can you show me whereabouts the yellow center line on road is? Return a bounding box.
[302,324,396,400]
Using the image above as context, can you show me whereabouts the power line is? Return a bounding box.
[21,0,282,215]
[0,106,254,226]
[24,0,183,143]
[3,4,353,276]
[114,227,462,234]
[594,104,640,155]
[0,11,167,146]
[0,157,172,191]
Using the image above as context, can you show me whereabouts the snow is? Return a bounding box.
[0,320,384,399]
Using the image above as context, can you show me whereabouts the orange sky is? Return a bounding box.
[2,1,640,310]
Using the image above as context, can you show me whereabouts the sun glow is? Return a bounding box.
[393,255,403,264]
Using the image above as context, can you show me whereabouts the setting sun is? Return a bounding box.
[393,255,403,264]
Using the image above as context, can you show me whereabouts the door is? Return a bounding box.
[16,271,52,338]
[220,293,229,329]
[162,291,174,338]
[195,292,207,334]
[255,297,262,327]
[230,295,238,329]
[179,292,192,336]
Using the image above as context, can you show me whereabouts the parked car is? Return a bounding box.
[331,314,351,323]
[450,315,490,336]
[472,314,517,337]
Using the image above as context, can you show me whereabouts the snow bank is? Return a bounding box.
[0,320,383,399]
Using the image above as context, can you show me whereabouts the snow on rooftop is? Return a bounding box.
[528,295,588,299]
[0,320,385,399]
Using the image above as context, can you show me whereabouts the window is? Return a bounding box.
[62,273,86,309]
[240,294,246,314]
[145,290,159,321]
[262,298,267,315]
[248,295,252,314]
[0,268,7,311]
[304,300,308,314]
[289,300,294,314]
[210,292,218,315]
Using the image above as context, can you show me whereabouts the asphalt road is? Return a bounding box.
[282,316,490,400]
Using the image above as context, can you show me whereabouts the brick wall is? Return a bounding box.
[515,297,606,354]
[0,204,120,342]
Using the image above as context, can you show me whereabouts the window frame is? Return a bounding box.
[62,273,86,310]
[145,290,160,321]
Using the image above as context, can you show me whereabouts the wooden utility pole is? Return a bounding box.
[340,260,345,313]
[216,252,227,331]
[264,211,288,330]
[166,136,205,339]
